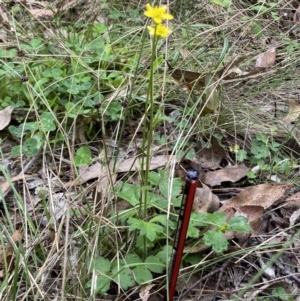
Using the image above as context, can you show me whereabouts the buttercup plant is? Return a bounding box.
[140,4,173,231]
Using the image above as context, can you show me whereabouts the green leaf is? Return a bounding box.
[127,219,163,241]
[190,212,209,226]
[40,112,56,132]
[111,265,135,290]
[80,81,92,90]
[105,101,122,120]
[132,266,153,284]
[136,235,155,249]
[236,149,247,162]
[113,209,137,223]
[8,122,39,139]
[125,253,142,265]
[187,224,200,238]
[247,170,256,179]
[94,256,111,274]
[0,49,17,58]
[185,148,195,160]
[205,212,227,227]
[8,125,25,139]
[144,255,165,273]
[148,171,161,185]
[250,5,268,13]
[150,215,175,228]
[42,68,63,78]
[127,218,143,231]
[73,146,92,167]
[271,287,288,300]
[67,84,80,94]
[117,183,140,206]
[256,133,267,143]
[252,23,264,38]
[210,0,231,8]
[147,192,164,207]
[86,276,111,294]
[65,102,81,117]
[159,177,182,199]
[148,195,168,210]
[141,222,163,241]
[172,196,182,207]
[183,253,202,265]
[203,230,228,254]
[156,245,172,264]
[30,38,43,49]
[11,145,21,157]
[23,137,41,157]
[228,216,251,232]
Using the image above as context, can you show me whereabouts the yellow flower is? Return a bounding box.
[144,3,173,24]
[229,144,240,153]
[147,24,172,38]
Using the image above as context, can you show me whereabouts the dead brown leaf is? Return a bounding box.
[167,61,206,90]
[64,162,106,188]
[193,183,220,213]
[139,284,156,301]
[293,5,300,23]
[220,183,293,212]
[290,208,300,226]
[28,9,54,18]
[218,57,246,79]
[255,42,277,68]
[222,205,264,235]
[0,106,13,130]
[97,173,116,194]
[283,191,300,207]
[64,155,175,189]
[0,230,22,279]
[179,48,192,59]
[28,0,79,19]
[192,137,227,170]
[117,155,176,172]
[0,174,35,198]
[167,57,246,90]
[281,123,300,147]
[283,99,300,123]
[204,165,249,186]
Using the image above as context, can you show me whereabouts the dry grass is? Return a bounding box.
[0,0,300,300]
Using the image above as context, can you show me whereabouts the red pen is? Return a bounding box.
[167,169,199,301]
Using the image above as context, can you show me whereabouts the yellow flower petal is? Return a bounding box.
[156,24,172,38]
[144,3,173,24]
[147,24,172,38]
[229,144,240,153]
[147,25,155,36]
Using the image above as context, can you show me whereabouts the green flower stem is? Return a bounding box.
[141,26,158,257]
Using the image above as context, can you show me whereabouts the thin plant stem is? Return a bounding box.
[141,28,158,258]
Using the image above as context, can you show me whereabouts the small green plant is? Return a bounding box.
[255,287,293,301]
[87,183,250,294]
[9,112,57,157]
[86,174,251,292]
[249,1,280,21]
[86,252,167,294]
[191,211,251,253]
[73,146,93,167]
[271,287,293,301]
[233,133,297,181]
